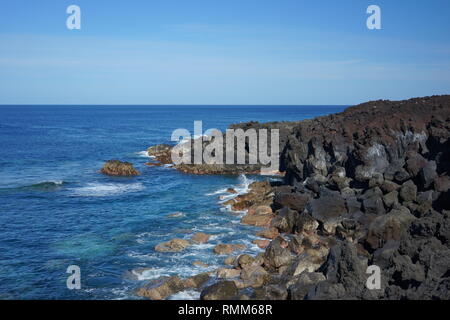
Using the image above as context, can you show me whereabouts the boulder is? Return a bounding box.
[381,180,400,193]
[252,239,270,249]
[271,207,299,233]
[362,194,386,215]
[288,272,326,300]
[307,242,373,300]
[383,191,399,208]
[184,273,210,289]
[273,192,310,212]
[224,256,236,266]
[200,281,238,300]
[191,232,211,244]
[420,161,437,189]
[406,152,428,176]
[213,244,246,255]
[137,276,185,300]
[217,268,241,279]
[254,205,273,215]
[399,180,417,203]
[155,238,191,252]
[365,208,416,250]
[101,160,140,176]
[263,236,293,272]
[256,228,279,239]
[254,284,288,300]
[236,254,255,269]
[240,265,269,288]
[307,191,347,226]
[241,213,273,227]
[285,253,325,276]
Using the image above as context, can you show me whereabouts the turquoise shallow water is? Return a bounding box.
[0,105,345,299]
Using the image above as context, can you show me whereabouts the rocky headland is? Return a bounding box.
[139,95,450,300]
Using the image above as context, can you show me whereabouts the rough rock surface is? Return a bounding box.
[101,160,140,176]
[144,95,450,300]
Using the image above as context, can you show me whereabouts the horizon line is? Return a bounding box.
[0,104,350,107]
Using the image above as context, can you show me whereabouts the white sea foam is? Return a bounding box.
[168,290,201,300]
[131,263,217,281]
[235,174,254,194]
[71,182,145,197]
[136,150,154,158]
[205,188,228,196]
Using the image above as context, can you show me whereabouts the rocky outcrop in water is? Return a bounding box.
[101,160,140,176]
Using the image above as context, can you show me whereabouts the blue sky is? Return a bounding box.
[0,0,449,105]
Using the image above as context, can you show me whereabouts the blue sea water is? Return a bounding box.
[0,105,345,299]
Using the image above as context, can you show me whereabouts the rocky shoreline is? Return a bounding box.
[137,95,450,300]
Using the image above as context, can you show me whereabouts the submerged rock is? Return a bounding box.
[155,238,191,252]
[191,232,211,244]
[213,244,246,255]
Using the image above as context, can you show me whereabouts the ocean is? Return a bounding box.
[0,105,345,299]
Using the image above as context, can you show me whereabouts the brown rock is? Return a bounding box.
[224,256,236,265]
[101,160,140,176]
[236,254,255,269]
[191,232,211,244]
[145,162,163,167]
[184,273,210,289]
[254,205,273,215]
[213,244,246,255]
[232,200,253,211]
[155,238,191,252]
[240,265,269,288]
[241,213,273,227]
[216,268,241,279]
[200,281,238,300]
[263,236,293,272]
[256,227,279,239]
[137,276,185,300]
[253,239,270,249]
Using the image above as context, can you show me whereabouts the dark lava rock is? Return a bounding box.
[288,272,326,300]
[200,281,238,300]
[365,207,416,251]
[263,236,293,272]
[307,191,347,225]
[420,161,437,189]
[399,180,417,203]
[307,241,379,300]
[273,192,310,212]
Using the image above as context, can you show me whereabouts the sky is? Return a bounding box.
[0,0,449,105]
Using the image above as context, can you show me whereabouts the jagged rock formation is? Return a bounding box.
[198,95,450,300]
[141,95,450,300]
